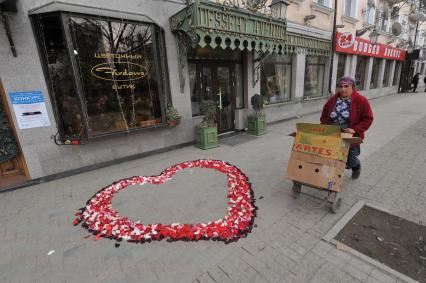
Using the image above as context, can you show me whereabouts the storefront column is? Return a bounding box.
[330,53,338,94]
[349,55,357,78]
[292,49,306,100]
[364,57,374,90]
[377,59,386,89]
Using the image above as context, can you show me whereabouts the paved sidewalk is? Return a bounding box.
[1,92,426,283]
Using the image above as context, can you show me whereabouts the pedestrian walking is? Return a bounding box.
[320,76,374,179]
[412,73,420,93]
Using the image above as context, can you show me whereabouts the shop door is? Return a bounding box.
[0,79,29,189]
[198,63,235,133]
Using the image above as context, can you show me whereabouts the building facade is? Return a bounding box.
[0,0,423,188]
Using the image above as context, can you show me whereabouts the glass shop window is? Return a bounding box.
[393,61,402,86]
[370,58,381,89]
[260,53,292,104]
[355,56,367,90]
[304,56,326,99]
[33,13,169,139]
[383,60,392,87]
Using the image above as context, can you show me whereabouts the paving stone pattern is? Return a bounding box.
[0,93,425,282]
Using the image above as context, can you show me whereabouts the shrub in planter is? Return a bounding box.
[166,104,181,128]
[247,94,266,136]
[195,100,218,150]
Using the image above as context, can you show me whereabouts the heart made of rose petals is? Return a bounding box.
[74,160,257,243]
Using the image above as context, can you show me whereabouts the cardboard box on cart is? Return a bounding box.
[286,123,362,192]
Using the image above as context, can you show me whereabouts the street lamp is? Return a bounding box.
[269,0,290,19]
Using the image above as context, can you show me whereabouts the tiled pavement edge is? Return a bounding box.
[0,92,425,283]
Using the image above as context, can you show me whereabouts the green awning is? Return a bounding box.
[170,0,331,56]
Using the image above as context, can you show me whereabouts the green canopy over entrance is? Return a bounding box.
[170,0,331,56]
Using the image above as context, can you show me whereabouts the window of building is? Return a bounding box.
[344,0,358,18]
[364,1,376,25]
[370,58,381,89]
[393,61,402,86]
[376,8,389,32]
[261,54,292,104]
[383,60,392,87]
[313,0,331,8]
[336,54,347,86]
[304,56,326,99]
[33,13,169,139]
[355,56,367,90]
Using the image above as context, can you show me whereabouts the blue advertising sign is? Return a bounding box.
[8,91,50,129]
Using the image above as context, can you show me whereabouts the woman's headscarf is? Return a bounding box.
[338,76,355,87]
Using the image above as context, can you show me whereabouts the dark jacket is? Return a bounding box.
[412,74,420,85]
[320,90,374,146]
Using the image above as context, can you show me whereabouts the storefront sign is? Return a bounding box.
[90,62,147,82]
[197,6,286,40]
[9,91,50,129]
[91,53,148,91]
[335,32,406,61]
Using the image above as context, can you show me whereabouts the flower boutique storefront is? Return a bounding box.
[0,0,332,186]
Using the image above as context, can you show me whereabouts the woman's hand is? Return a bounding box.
[343,128,356,134]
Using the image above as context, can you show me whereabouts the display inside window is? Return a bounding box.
[38,15,82,137]
[261,54,292,104]
[370,58,381,89]
[34,13,167,139]
[304,56,325,99]
[355,56,367,90]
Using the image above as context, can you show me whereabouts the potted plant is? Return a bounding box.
[195,100,218,150]
[166,104,181,128]
[247,94,267,136]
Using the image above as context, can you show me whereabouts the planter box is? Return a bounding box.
[196,126,218,150]
[247,115,266,136]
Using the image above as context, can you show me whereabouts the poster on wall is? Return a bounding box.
[9,91,50,129]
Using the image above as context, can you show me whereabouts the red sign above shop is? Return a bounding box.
[335,32,406,61]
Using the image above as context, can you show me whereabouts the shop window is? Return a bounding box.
[383,60,392,87]
[370,58,381,89]
[355,56,367,90]
[393,61,402,86]
[304,56,326,99]
[33,13,168,139]
[336,54,347,87]
[261,54,292,104]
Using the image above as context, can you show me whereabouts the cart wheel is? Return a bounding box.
[330,195,342,213]
[292,182,302,199]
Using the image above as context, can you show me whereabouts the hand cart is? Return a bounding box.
[290,179,343,213]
